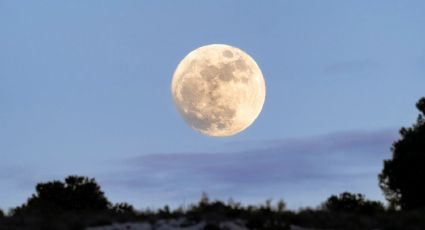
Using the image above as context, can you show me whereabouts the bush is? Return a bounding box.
[323,192,385,214]
[12,176,110,216]
[112,202,136,215]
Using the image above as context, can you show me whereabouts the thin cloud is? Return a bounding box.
[103,128,399,209]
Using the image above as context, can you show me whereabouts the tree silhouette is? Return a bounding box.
[13,175,110,215]
[323,192,384,214]
[111,202,136,215]
[379,97,425,210]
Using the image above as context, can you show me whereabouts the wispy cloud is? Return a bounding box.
[103,128,399,209]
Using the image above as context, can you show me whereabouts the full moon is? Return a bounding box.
[171,44,266,137]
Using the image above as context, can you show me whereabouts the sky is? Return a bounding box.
[1,1,425,211]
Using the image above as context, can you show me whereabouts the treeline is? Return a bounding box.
[0,177,425,230]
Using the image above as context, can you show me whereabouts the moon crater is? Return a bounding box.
[172,44,265,136]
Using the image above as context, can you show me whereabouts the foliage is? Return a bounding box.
[111,202,136,215]
[323,192,385,214]
[11,176,110,216]
[379,97,425,210]
[4,184,425,230]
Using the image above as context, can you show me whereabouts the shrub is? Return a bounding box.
[323,192,385,214]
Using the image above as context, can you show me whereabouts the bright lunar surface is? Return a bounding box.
[171,44,266,137]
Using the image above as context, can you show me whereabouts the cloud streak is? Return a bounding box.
[104,128,399,209]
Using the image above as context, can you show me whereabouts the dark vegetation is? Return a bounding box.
[1,176,137,230]
[1,97,425,230]
[379,97,425,210]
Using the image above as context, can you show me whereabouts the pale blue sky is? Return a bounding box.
[1,1,425,210]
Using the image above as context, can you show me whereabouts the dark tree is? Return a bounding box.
[112,202,136,215]
[13,175,110,215]
[379,97,425,210]
[323,192,384,214]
